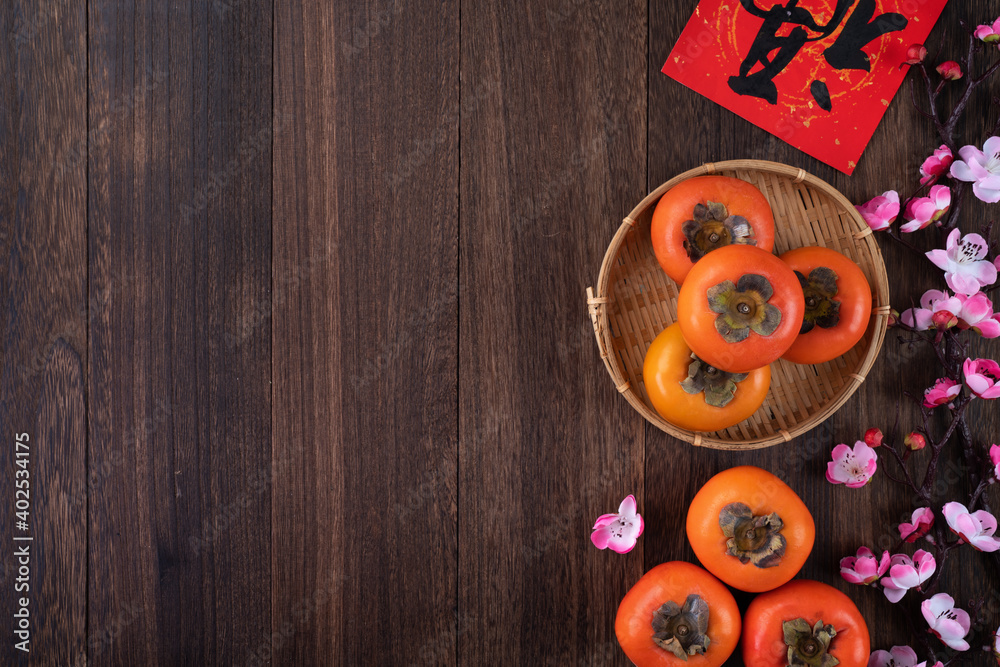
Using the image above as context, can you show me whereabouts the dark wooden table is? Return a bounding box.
[2,1,998,665]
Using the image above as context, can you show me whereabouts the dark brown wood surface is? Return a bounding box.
[0,0,998,664]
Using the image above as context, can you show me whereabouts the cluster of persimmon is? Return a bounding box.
[644,176,873,432]
[616,467,871,667]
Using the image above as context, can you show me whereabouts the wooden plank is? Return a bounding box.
[271,0,459,664]
[459,2,647,664]
[87,1,272,664]
[0,1,88,664]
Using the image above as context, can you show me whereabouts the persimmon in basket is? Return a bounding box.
[650,176,775,285]
[643,324,770,432]
[779,246,872,365]
[677,245,804,374]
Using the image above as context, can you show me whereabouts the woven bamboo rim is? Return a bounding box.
[587,160,889,450]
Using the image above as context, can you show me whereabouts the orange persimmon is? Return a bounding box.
[779,246,872,365]
[643,324,770,432]
[677,245,804,373]
[616,561,741,667]
[686,466,814,593]
[651,176,775,285]
[742,580,871,667]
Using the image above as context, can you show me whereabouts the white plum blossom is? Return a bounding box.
[921,593,971,652]
[950,136,1000,203]
[926,229,997,295]
[943,502,1000,552]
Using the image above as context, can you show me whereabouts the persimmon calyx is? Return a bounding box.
[783,618,839,667]
[682,201,757,261]
[651,594,710,660]
[719,502,786,568]
[680,354,749,407]
[796,267,840,334]
[707,274,782,343]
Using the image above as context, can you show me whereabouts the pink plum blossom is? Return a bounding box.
[943,502,1000,551]
[993,627,999,665]
[923,378,961,408]
[899,507,935,543]
[936,61,963,80]
[856,191,900,231]
[880,550,936,603]
[591,494,643,553]
[900,185,951,232]
[868,645,920,667]
[826,441,878,488]
[840,547,890,585]
[901,289,1000,336]
[926,229,998,295]
[964,358,1000,399]
[901,289,961,330]
[954,293,1000,337]
[975,18,1000,44]
[921,593,971,651]
[950,136,1000,203]
[919,145,954,185]
[991,444,1000,481]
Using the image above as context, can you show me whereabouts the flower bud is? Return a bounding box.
[904,44,927,64]
[888,308,900,327]
[904,432,927,451]
[864,427,883,448]
[936,61,963,80]
[931,310,958,329]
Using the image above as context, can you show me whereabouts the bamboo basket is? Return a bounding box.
[587,160,890,450]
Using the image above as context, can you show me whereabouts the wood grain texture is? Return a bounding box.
[0,0,997,664]
[459,2,646,665]
[271,0,459,664]
[87,1,272,664]
[0,1,88,664]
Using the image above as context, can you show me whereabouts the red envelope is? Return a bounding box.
[662,0,949,174]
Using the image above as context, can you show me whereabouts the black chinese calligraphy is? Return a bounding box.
[824,0,908,70]
[728,0,908,109]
